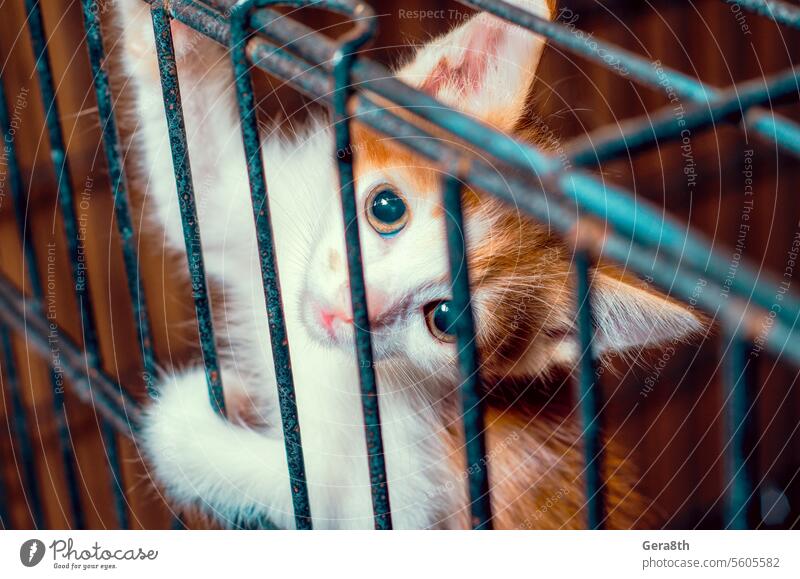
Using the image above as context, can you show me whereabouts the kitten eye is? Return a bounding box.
[366,185,409,236]
[424,300,457,343]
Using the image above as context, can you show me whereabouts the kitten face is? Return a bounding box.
[300,131,460,379]
[300,126,575,384]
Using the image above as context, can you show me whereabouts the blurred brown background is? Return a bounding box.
[0,0,798,529]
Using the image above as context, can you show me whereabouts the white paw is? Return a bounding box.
[138,368,294,528]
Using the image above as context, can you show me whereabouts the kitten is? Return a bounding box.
[116,0,701,529]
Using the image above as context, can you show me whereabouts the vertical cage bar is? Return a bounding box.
[24,0,96,528]
[79,0,152,527]
[100,424,129,529]
[0,326,46,528]
[80,0,157,397]
[229,0,311,529]
[149,2,225,415]
[441,171,493,529]
[331,23,392,529]
[0,77,43,300]
[722,324,756,529]
[574,249,606,529]
[50,374,86,529]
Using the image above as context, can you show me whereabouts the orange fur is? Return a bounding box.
[439,402,657,529]
[481,405,654,529]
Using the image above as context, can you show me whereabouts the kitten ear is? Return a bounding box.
[587,269,704,355]
[490,266,704,383]
[524,268,704,376]
[396,0,554,132]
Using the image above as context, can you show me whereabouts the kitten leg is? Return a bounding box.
[139,367,298,529]
[115,0,254,275]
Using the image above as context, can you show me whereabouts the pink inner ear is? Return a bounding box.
[420,22,505,97]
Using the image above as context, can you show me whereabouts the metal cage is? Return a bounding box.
[1,0,799,530]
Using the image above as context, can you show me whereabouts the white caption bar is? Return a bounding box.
[0,530,797,578]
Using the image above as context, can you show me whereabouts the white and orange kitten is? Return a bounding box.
[117,0,700,529]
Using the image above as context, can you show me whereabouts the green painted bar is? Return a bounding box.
[131,3,800,363]
[721,324,757,529]
[0,76,43,300]
[0,76,48,529]
[80,0,158,400]
[574,249,606,529]
[564,68,800,166]
[327,1,394,530]
[229,0,312,530]
[149,1,226,415]
[559,172,800,328]
[0,276,138,432]
[100,422,130,529]
[442,172,493,529]
[26,0,133,530]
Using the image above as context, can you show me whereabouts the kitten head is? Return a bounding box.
[301,0,702,387]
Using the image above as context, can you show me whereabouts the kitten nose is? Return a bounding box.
[318,307,352,336]
[320,285,388,330]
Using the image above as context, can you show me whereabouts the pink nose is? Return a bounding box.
[319,307,352,336]
[316,286,388,336]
